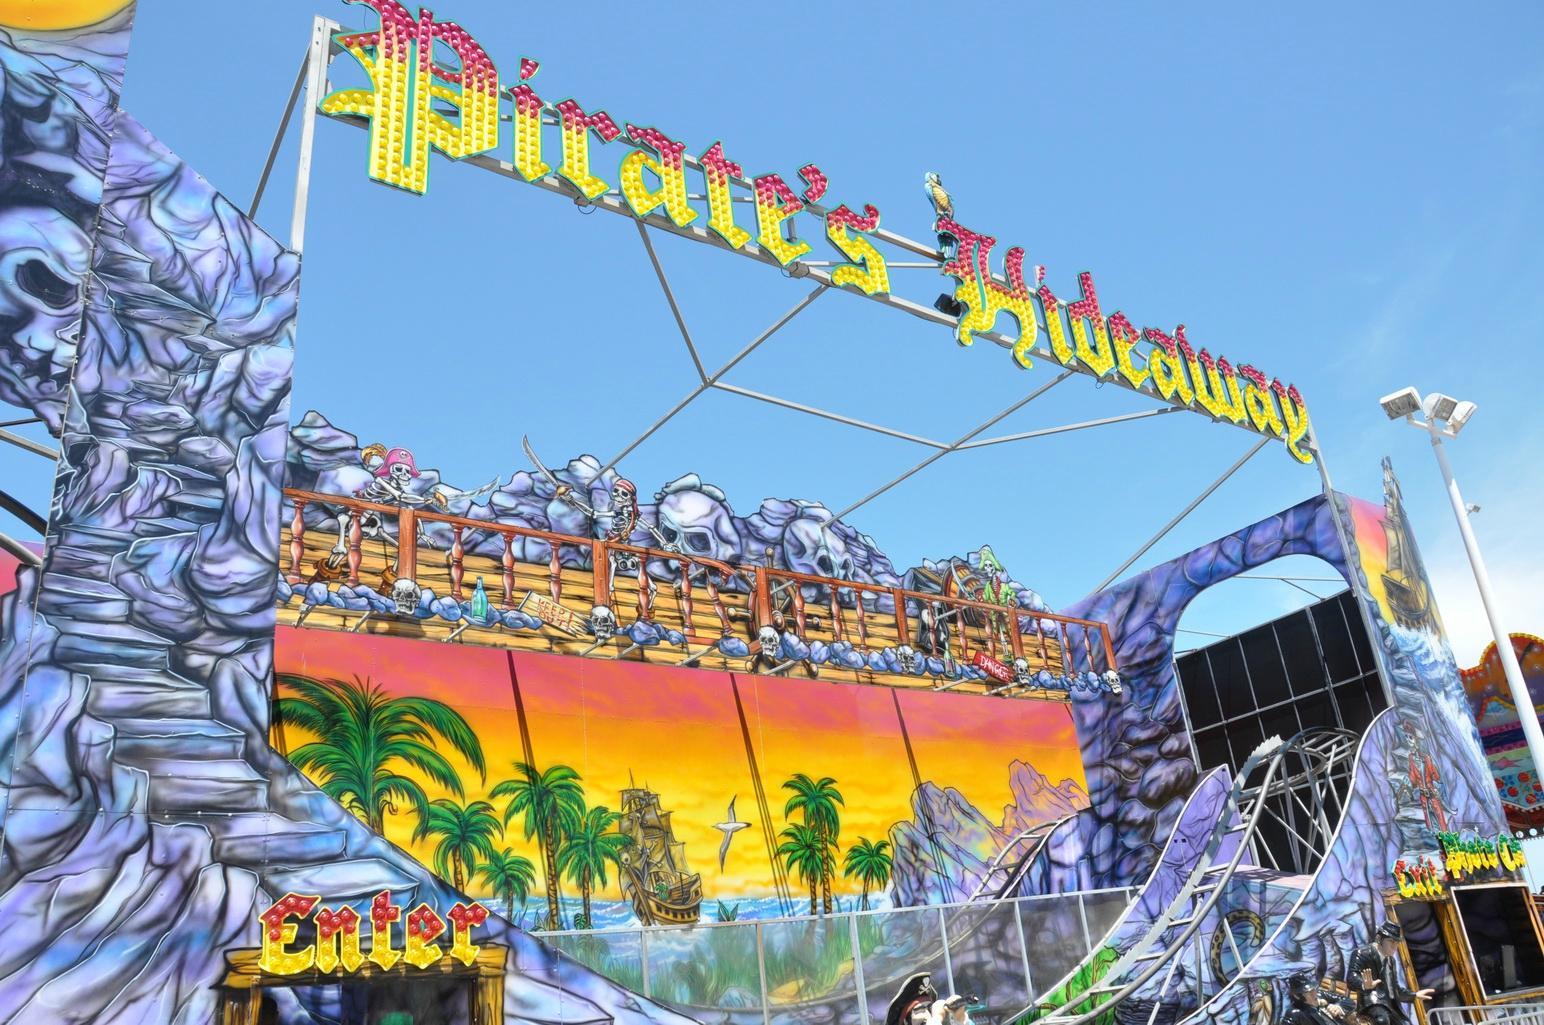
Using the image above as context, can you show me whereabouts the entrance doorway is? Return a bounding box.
[1386,882,1544,1018]
[218,945,507,1025]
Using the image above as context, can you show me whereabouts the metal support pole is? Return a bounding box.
[1076,893,1092,954]
[249,50,309,218]
[849,911,870,1025]
[1310,417,1397,709]
[596,284,827,478]
[937,906,956,996]
[639,928,651,998]
[1013,897,1035,1001]
[637,222,707,381]
[1428,423,1544,776]
[831,371,1073,523]
[290,16,330,253]
[756,922,771,1025]
[1091,436,1270,594]
[0,427,55,459]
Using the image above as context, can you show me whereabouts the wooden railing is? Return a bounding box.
[281,488,1118,681]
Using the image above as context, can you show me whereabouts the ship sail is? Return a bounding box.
[617,785,702,927]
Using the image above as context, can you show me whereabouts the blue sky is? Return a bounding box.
[4,1,1541,663]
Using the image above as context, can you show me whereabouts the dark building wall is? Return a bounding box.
[1179,590,1386,774]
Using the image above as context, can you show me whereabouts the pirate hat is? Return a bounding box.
[885,973,937,1025]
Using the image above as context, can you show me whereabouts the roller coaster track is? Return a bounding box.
[1007,727,1359,1025]
[964,814,1076,903]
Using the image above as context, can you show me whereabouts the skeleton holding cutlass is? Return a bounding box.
[522,437,684,644]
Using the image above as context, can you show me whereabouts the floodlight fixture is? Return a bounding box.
[1448,400,1478,435]
[1422,392,1458,423]
[1383,383,1544,786]
[1378,387,1421,420]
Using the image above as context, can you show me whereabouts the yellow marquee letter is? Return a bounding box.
[259,894,319,975]
[320,0,500,195]
[447,901,490,966]
[752,173,811,265]
[314,905,365,974]
[700,142,751,249]
[620,125,698,227]
[825,204,890,295]
[554,98,621,200]
[404,904,447,969]
[368,891,402,970]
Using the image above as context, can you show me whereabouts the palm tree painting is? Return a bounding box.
[275,674,486,834]
[842,837,893,911]
[777,823,833,916]
[556,805,632,930]
[416,798,501,892]
[782,774,843,913]
[477,848,538,925]
[493,761,585,930]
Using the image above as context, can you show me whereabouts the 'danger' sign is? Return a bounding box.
[320,0,1314,464]
[258,890,489,975]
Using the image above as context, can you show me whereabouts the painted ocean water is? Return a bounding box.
[489,892,900,932]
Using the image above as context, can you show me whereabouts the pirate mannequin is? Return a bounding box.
[1347,923,1433,1025]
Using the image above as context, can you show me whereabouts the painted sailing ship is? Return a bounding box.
[618,784,702,926]
[1379,460,1438,633]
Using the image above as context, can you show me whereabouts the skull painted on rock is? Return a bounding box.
[783,515,854,581]
[654,487,742,564]
[0,206,90,430]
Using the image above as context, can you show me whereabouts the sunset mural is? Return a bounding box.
[274,625,1087,925]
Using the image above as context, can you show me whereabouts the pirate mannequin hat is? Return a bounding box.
[885,973,938,1025]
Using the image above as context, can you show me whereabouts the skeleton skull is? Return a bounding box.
[590,605,617,642]
[756,625,781,659]
[391,578,421,616]
[1013,658,1032,688]
[653,485,742,564]
[896,644,920,674]
[1102,670,1122,695]
[0,206,90,430]
[390,461,413,484]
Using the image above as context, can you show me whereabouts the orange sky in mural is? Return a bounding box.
[275,626,1086,905]
[1347,495,1394,625]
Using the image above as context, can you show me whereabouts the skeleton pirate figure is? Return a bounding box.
[521,437,683,636]
[1347,923,1433,1025]
[886,973,940,1025]
[314,444,448,590]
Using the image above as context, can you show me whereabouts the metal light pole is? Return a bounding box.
[1379,387,1544,784]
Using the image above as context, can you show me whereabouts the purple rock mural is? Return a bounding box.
[0,15,701,1025]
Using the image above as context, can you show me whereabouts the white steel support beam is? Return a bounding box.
[1090,437,1271,594]
[829,370,1073,523]
[956,406,1186,450]
[595,283,827,477]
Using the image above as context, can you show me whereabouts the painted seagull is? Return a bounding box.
[714,796,751,871]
